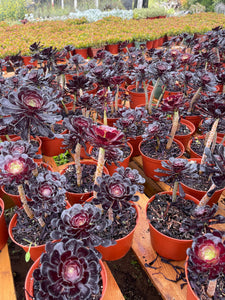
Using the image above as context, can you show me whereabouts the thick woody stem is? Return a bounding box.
[75,143,82,186]
[18,185,45,227]
[172,181,179,202]
[223,84,225,95]
[207,279,217,298]
[148,78,159,113]
[166,110,179,150]
[156,84,167,109]
[94,147,105,186]
[115,84,119,112]
[200,118,219,167]
[143,81,148,110]
[18,184,34,219]
[198,183,217,207]
[188,87,202,113]
[72,93,77,112]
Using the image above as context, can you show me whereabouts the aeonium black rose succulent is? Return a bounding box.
[0,140,41,160]
[32,239,103,300]
[116,166,145,193]
[24,170,67,219]
[0,85,61,141]
[92,172,139,212]
[50,203,115,248]
[187,230,225,299]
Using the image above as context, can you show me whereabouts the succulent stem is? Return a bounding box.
[156,84,167,109]
[17,184,34,219]
[166,110,179,150]
[188,86,202,113]
[75,143,82,186]
[148,78,159,114]
[172,181,178,202]
[115,84,119,112]
[207,278,217,298]
[200,118,219,168]
[198,183,217,207]
[94,147,105,186]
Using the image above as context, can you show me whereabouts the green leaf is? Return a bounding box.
[25,251,31,262]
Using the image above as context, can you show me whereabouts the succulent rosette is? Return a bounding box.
[155,158,199,184]
[0,86,61,141]
[0,140,41,160]
[187,230,225,280]
[24,170,67,218]
[160,94,184,113]
[93,172,139,211]
[32,239,102,300]
[116,167,145,193]
[0,153,37,185]
[63,115,93,152]
[86,124,125,150]
[50,203,114,247]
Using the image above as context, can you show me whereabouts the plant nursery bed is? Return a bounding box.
[1,155,224,300]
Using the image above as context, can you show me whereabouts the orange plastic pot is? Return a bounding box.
[24,256,107,300]
[180,157,224,206]
[139,138,185,181]
[39,122,67,157]
[96,204,139,261]
[75,48,88,59]
[181,115,202,133]
[0,197,8,250]
[106,43,119,54]
[185,259,199,300]
[162,90,182,100]
[122,42,135,53]
[60,161,109,205]
[128,135,143,157]
[174,118,195,150]
[146,191,199,260]
[22,56,38,67]
[9,212,46,261]
[1,186,22,207]
[187,135,225,159]
[9,201,71,261]
[127,84,153,109]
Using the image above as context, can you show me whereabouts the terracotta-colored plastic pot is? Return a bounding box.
[146,40,154,49]
[1,186,22,207]
[122,42,135,53]
[96,204,139,261]
[88,46,105,58]
[127,84,153,109]
[0,197,8,250]
[146,191,199,260]
[162,90,182,100]
[128,135,143,157]
[60,160,109,205]
[9,212,47,261]
[80,142,92,159]
[181,115,202,133]
[106,43,119,54]
[185,258,199,300]
[22,56,38,67]
[187,135,225,159]
[139,138,185,181]
[24,255,107,300]
[9,200,71,261]
[180,157,224,206]
[39,122,67,157]
[174,118,195,150]
[75,48,88,59]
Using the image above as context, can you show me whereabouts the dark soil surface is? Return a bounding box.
[147,193,197,239]
[140,139,182,160]
[5,207,163,300]
[190,137,222,157]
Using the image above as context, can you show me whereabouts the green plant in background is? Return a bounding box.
[133,5,168,19]
[53,150,71,166]
[0,0,27,21]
